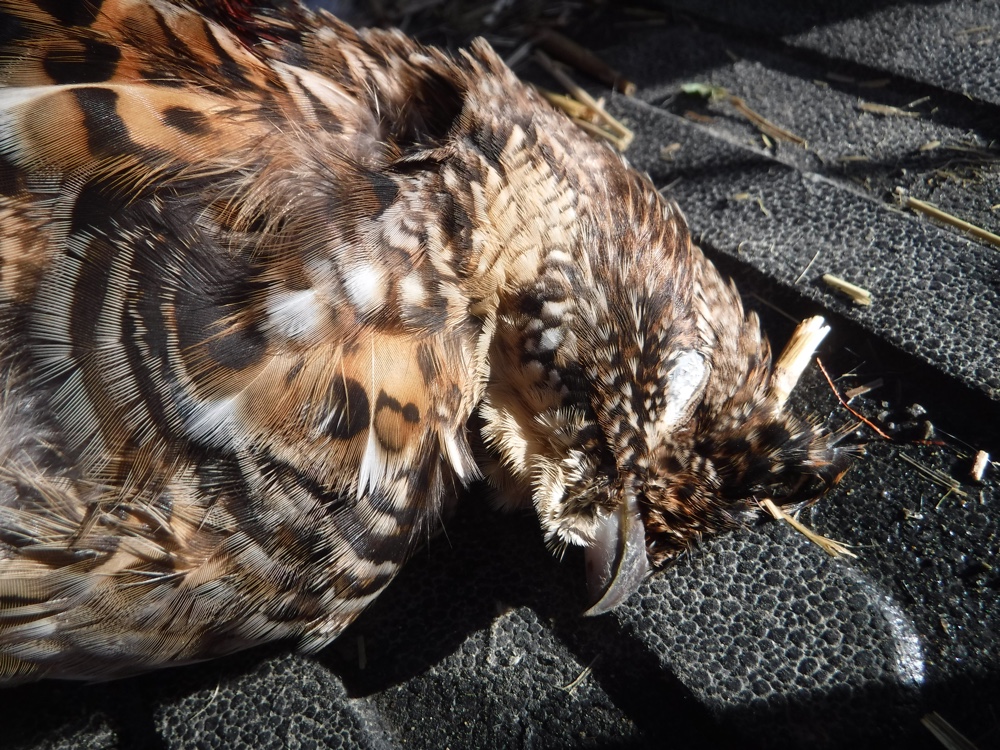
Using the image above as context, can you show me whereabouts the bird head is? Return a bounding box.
[476,154,852,614]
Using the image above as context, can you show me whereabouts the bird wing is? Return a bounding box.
[0,0,480,682]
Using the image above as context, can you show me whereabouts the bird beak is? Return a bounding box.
[583,491,651,615]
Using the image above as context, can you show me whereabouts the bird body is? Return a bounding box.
[0,0,849,684]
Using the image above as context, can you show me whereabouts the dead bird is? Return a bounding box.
[0,0,851,683]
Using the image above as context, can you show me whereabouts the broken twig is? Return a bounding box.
[534,28,636,95]
[680,83,807,147]
[822,273,873,306]
[905,196,1000,249]
[772,316,830,408]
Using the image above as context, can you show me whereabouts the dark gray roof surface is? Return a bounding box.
[6,2,999,749]
[660,0,1000,106]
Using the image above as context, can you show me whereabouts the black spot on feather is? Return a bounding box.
[43,38,120,84]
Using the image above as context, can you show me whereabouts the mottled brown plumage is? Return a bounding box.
[0,0,850,684]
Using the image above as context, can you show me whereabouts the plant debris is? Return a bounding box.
[534,50,634,150]
[857,101,921,118]
[921,711,981,750]
[822,273,873,306]
[760,498,857,558]
[533,27,636,94]
[843,379,884,400]
[681,83,807,147]
[816,358,891,440]
[903,195,1000,249]
[659,142,682,160]
[898,454,969,502]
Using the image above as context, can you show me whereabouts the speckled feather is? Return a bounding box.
[0,0,850,684]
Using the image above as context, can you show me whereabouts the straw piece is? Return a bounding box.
[761,499,857,558]
[905,196,1000,249]
[534,52,634,151]
[728,96,808,146]
[858,101,920,118]
[921,712,981,750]
[534,28,636,95]
[822,273,873,306]
[899,454,969,500]
[680,83,806,146]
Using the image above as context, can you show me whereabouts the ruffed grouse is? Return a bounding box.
[0,0,850,683]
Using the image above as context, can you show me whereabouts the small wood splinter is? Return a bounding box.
[822,273,873,306]
[772,316,831,408]
[971,450,990,482]
[844,378,883,400]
